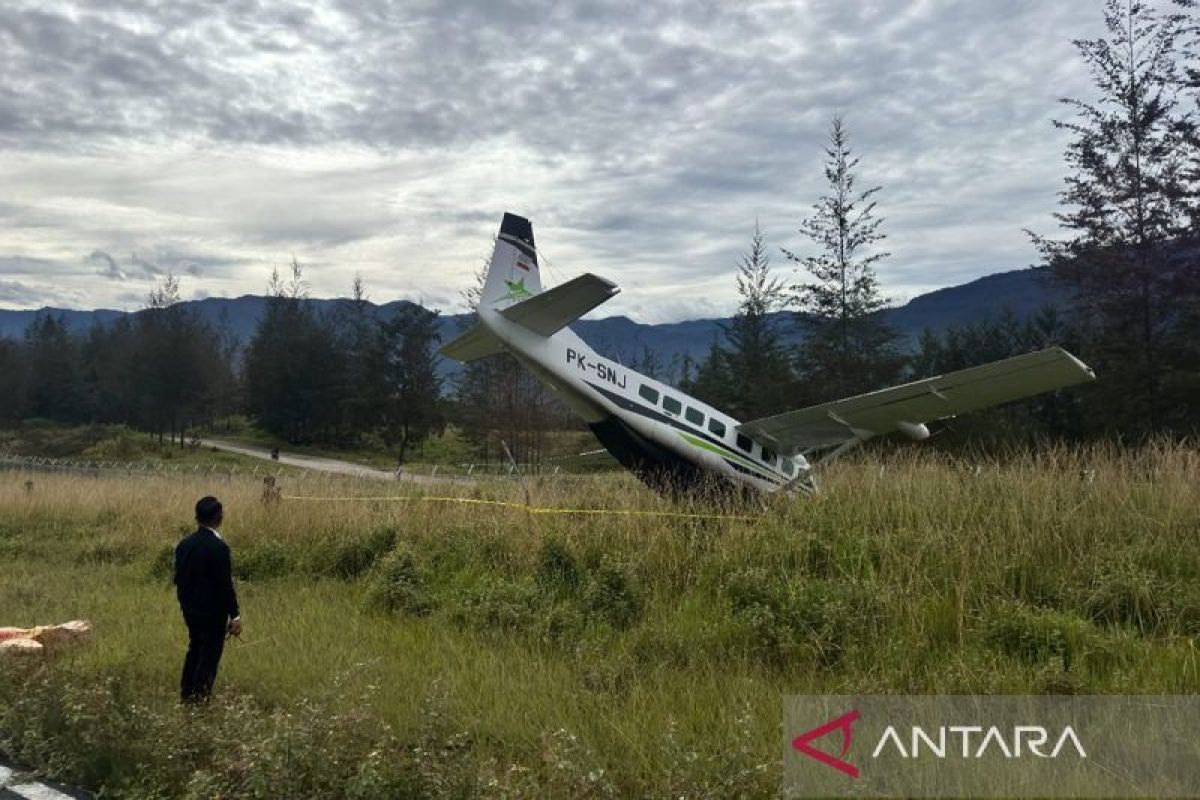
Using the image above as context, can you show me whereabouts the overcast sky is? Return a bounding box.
[0,0,1109,322]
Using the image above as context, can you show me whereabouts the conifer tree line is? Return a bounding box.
[685,0,1200,441]
[0,264,449,465]
[0,0,1197,454]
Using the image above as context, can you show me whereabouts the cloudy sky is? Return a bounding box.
[0,0,1108,322]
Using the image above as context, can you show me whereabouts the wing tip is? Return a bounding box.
[1051,346,1097,382]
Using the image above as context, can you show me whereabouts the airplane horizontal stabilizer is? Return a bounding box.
[439,322,506,363]
[498,273,620,336]
[738,347,1096,454]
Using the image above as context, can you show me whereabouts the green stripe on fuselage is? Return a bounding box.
[677,431,783,485]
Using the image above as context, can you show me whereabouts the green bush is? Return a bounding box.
[368,545,432,616]
[721,569,880,668]
[79,427,151,461]
[980,601,1137,674]
[536,537,580,594]
[448,577,541,633]
[329,526,397,579]
[0,666,443,799]
[233,541,293,581]
[582,561,642,629]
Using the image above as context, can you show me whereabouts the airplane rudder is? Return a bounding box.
[482,212,543,306]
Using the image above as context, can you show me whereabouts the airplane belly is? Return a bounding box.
[587,416,713,492]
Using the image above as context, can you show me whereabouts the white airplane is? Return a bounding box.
[441,213,1096,494]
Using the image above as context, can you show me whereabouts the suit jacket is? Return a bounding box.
[174,527,240,624]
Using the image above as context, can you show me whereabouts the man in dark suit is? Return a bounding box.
[174,496,242,703]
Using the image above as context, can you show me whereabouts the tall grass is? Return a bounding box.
[1,442,1198,797]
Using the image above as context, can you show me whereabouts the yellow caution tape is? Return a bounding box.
[280,494,761,522]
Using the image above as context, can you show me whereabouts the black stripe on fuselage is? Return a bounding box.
[582,380,785,486]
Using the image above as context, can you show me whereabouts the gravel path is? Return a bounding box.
[200,439,468,486]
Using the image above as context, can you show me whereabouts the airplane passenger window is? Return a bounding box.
[639,384,659,404]
[736,434,752,452]
[662,396,682,414]
[708,419,726,437]
[761,448,776,466]
[685,407,703,425]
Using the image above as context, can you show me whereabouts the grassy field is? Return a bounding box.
[1,442,1198,798]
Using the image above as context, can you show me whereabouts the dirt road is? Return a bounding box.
[201,440,464,486]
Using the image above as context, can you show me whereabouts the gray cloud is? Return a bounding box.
[87,249,125,281]
[86,246,239,282]
[0,0,1123,319]
[0,279,47,305]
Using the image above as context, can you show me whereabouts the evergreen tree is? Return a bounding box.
[0,337,28,422]
[24,313,84,422]
[378,305,443,465]
[82,316,137,425]
[244,261,345,442]
[134,273,229,445]
[784,115,903,401]
[1030,0,1198,434]
[723,223,795,417]
[335,274,388,440]
[686,223,795,419]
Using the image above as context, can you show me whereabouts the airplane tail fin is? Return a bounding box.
[481,212,543,309]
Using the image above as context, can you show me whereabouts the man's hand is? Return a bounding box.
[227,617,242,638]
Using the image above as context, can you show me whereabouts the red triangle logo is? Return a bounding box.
[792,709,860,778]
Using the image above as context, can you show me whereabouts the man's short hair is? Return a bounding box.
[196,496,223,526]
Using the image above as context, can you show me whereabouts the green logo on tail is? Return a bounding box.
[500,278,533,303]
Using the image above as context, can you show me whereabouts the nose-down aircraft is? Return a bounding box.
[441,213,1096,494]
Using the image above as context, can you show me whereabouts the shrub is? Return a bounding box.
[80,429,149,460]
[0,666,444,799]
[582,561,642,629]
[979,601,1136,674]
[448,577,540,633]
[329,526,397,579]
[233,541,293,581]
[536,537,580,594]
[721,569,880,668]
[368,545,432,616]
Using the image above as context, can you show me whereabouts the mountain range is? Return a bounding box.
[0,266,1066,378]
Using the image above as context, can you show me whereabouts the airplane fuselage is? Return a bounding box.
[477,303,809,493]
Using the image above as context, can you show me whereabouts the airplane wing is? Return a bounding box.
[439,323,505,362]
[737,347,1096,455]
[499,273,619,336]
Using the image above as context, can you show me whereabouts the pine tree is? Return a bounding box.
[336,274,387,441]
[688,223,795,418]
[785,115,903,401]
[134,272,231,445]
[1030,0,1197,435]
[378,305,444,465]
[244,260,345,442]
[24,314,84,422]
[0,337,27,422]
